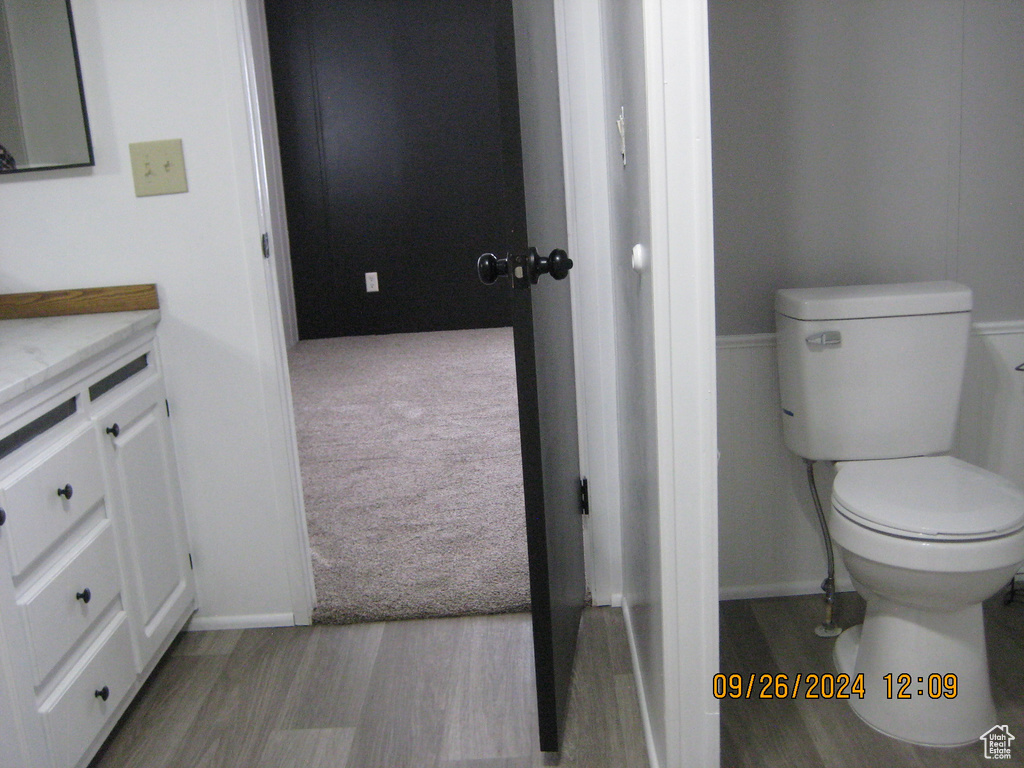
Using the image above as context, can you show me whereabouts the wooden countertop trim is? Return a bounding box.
[0,285,159,320]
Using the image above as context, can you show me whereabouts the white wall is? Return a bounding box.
[718,324,1024,599]
[0,0,312,627]
[710,0,1024,336]
[956,324,1024,488]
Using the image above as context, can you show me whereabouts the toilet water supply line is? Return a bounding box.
[805,458,842,638]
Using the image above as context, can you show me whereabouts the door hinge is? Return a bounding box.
[580,477,589,515]
[165,399,171,417]
[261,232,270,258]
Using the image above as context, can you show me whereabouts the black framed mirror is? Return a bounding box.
[0,0,93,174]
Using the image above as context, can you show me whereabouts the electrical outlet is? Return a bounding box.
[365,272,379,292]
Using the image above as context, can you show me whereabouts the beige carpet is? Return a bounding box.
[288,328,530,624]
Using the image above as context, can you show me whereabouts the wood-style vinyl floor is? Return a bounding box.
[88,608,649,768]
[721,590,1024,767]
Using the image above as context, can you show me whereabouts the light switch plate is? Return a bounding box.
[129,139,188,197]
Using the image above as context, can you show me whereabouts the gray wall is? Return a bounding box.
[602,0,665,763]
[710,0,1024,336]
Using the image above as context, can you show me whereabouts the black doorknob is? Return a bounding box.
[106,423,120,437]
[76,588,92,604]
[94,686,110,701]
[57,484,73,500]
[479,249,572,285]
[533,248,573,282]
[477,252,509,285]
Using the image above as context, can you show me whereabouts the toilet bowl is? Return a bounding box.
[828,456,1024,746]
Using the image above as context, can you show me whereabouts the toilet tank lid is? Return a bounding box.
[775,281,972,321]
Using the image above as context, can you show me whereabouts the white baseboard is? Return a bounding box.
[719,579,854,602]
[621,597,661,768]
[185,612,295,631]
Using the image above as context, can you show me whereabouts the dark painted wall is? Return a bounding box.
[266,0,526,338]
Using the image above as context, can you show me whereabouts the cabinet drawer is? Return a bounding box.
[20,521,122,685]
[0,427,105,575]
[40,612,134,768]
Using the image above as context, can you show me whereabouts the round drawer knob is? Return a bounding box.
[94,686,110,701]
[106,423,120,438]
[57,484,73,500]
[76,588,92,604]
[0,507,5,526]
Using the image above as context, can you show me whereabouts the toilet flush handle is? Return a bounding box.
[806,331,842,348]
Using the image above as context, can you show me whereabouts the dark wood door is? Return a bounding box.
[479,0,587,752]
[264,0,523,338]
[477,253,583,757]
[509,250,586,754]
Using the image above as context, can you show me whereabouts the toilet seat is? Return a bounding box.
[832,456,1024,541]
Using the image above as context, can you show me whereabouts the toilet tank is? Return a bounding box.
[775,281,972,461]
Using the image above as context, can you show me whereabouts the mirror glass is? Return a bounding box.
[0,0,93,174]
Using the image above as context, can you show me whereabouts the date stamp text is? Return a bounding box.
[713,672,959,700]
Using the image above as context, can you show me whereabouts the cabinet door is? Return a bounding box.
[0,635,34,768]
[0,542,52,768]
[96,379,194,668]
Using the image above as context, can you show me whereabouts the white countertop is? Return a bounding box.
[0,310,160,408]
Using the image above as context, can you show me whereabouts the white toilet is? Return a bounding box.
[775,280,1024,747]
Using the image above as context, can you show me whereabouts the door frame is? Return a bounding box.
[643,1,720,766]
[234,0,720,765]
[233,0,316,624]
[236,0,627,610]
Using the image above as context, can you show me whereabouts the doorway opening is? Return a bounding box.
[264,0,532,623]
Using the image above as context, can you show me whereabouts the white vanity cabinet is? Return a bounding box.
[0,311,196,768]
